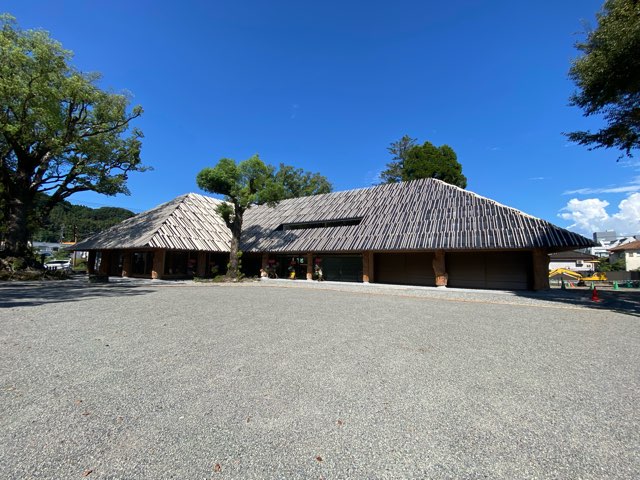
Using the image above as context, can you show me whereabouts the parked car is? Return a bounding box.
[44,259,72,272]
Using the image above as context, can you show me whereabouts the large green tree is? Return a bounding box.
[196,156,331,280]
[0,15,146,260]
[567,0,640,157]
[380,136,467,188]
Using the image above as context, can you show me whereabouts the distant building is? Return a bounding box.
[593,231,618,243]
[609,240,640,272]
[548,250,599,274]
[589,231,640,257]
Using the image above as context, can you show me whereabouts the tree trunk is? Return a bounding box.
[3,194,34,260]
[227,211,243,280]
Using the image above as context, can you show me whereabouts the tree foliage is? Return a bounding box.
[380,136,467,188]
[196,155,331,279]
[567,0,640,156]
[274,163,333,198]
[596,257,626,271]
[0,15,146,259]
[379,135,417,184]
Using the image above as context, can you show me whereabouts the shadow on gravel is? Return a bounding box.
[0,279,155,308]
[514,288,640,318]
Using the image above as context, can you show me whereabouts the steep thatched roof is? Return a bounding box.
[241,178,594,253]
[71,193,231,251]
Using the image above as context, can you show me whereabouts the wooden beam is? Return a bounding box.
[121,252,132,277]
[362,251,374,283]
[306,253,313,280]
[433,250,448,287]
[531,248,550,290]
[152,250,166,280]
[197,252,206,277]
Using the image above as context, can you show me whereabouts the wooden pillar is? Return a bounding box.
[532,248,550,291]
[121,252,132,277]
[152,250,165,279]
[306,253,313,280]
[362,251,374,283]
[98,251,110,275]
[197,252,207,277]
[87,251,96,274]
[433,250,448,287]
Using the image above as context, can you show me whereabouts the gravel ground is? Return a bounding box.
[1,279,639,479]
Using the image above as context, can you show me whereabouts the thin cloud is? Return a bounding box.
[563,185,640,195]
[529,177,545,181]
[563,176,640,195]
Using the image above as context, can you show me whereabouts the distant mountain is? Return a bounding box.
[33,196,135,243]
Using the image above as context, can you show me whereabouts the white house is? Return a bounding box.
[609,240,640,271]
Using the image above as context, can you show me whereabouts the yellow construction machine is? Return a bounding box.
[548,268,607,283]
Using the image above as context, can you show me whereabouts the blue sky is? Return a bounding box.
[5,0,639,237]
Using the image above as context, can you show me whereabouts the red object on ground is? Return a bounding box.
[591,287,601,302]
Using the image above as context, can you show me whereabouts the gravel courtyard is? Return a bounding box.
[1,279,639,479]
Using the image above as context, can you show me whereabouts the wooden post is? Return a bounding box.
[87,251,96,274]
[433,250,448,287]
[121,252,132,277]
[197,252,206,277]
[152,250,165,279]
[306,253,313,280]
[362,251,374,283]
[531,248,550,291]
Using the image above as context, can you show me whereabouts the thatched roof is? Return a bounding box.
[241,178,594,253]
[71,193,231,251]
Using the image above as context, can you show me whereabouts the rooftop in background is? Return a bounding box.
[609,240,640,252]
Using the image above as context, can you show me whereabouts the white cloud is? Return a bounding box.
[559,193,640,236]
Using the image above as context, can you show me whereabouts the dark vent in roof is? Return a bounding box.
[276,217,363,231]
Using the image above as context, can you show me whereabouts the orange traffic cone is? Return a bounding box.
[591,287,601,302]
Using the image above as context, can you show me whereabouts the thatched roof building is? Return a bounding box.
[242,178,591,253]
[72,178,594,290]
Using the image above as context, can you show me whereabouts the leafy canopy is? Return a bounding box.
[196,155,285,228]
[380,136,467,188]
[0,14,146,257]
[197,155,332,228]
[567,0,640,156]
